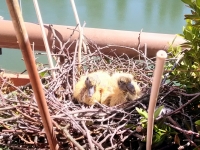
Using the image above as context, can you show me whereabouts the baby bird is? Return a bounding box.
[73,71,113,106]
[109,72,141,107]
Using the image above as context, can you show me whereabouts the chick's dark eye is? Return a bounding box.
[119,80,123,84]
[85,77,90,86]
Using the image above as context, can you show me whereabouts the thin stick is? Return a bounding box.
[81,121,95,150]
[72,40,79,91]
[62,124,85,150]
[33,0,56,79]
[146,50,167,150]
[18,0,22,12]
[6,0,59,149]
[70,0,87,70]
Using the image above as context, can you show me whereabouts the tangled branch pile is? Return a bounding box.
[0,26,199,150]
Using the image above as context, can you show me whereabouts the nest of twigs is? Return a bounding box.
[0,25,199,150]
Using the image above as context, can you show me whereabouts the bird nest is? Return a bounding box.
[0,25,200,150]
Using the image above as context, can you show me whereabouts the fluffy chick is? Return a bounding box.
[73,71,113,106]
[109,72,141,106]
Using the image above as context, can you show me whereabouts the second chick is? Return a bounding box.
[109,72,141,106]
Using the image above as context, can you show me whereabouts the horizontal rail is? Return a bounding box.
[0,20,185,58]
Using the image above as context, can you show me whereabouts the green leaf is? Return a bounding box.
[181,0,193,6]
[184,14,200,20]
[186,24,193,31]
[152,125,167,146]
[196,0,200,8]
[195,120,200,125]
[136,107,148,119]
[184,30,193,41]
[154,105,164,118]
[39,70,47,78]
[140,118,147,124]
[195,124,200,133]
[178,34,185,38]
[180,42,192,48]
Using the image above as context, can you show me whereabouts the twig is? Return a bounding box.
[81,121,95,150]
[70,0,87,71]
[62,124,84,150]
[33,0,56,79]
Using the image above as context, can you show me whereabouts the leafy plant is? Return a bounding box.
[195,120,200,133]
[135,106,173,146]
[167,0,200,92]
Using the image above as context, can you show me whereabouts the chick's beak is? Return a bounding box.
[126,83,135,94]
[88,86,95,97]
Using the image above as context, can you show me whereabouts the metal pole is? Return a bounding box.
[6,0,59,149]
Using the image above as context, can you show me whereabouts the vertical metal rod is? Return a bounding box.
[6,1,59,149]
